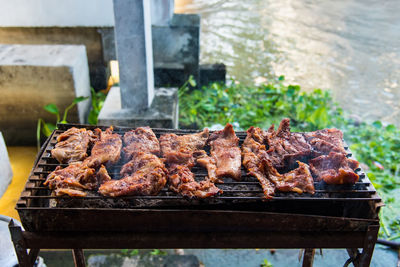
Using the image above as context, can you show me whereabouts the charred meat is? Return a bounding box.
[160,129,221,198]
[242,124,315,198]
[123,126,160,161]
[242,126,275,198]
[195,150,220,183]
[99,152,167,196]
[99,127,167,196]
[44,162,96,196]
[83,127,122,168]
[208,123,242,181]
[265,118,312,171]
[167,164,221,198]
[51,127,96,164]
[309,152,359,184]
[160,129,209,165]
[262,159,315,194]
[304,128,347,155]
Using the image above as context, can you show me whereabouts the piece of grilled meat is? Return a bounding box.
[265,118,312,171]
[242,126,275,198]
[99,152,167,196]
[309,152,359,184]
[160,129,209,164]
[242,123,315,198]
[83,127,122,168]
[44,162,96,197]
[208,123,242,181]
[46,127,121,197]
[51,127,96,164]
[123,126,161,161]
[304,128,347,156]
[261,159,315,194]
[195,150,220,183]
[99,127,167,196]
[160,129,221,198]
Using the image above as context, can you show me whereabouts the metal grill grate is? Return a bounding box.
[17,123,381,213]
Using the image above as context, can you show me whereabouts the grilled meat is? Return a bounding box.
[304,128,347,155]
[54,188,87,197]
[160,129,221,198]
[265,118,312,171]
[195,150,220,183]
[208,123,241,180]
[262,159,315,194]
[46,127,122,197]
[167,164,221,198]
[242,126,275,198]
[123,127,160,161]
[44,162,96,196]
[99,127,167,196]
[242,124,315,198]
[160,129,209,165]
[83,127,122,168]
[97,165,112,185]
[309,152,359,184]
[51,127,96,164]
[99,152,167,196]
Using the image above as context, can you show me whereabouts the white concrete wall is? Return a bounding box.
[0,0,115,27]
[0,0,174,27]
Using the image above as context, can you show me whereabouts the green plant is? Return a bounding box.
[149,249,167,256]
[261,258,273,267]
[88,88,107,125]
[179,76,400,240]
[120,249,139,257]
[37,96,88,150]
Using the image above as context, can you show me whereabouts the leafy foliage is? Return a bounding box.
[88,88,107,125]
[120,249,139,257]
[261,259,273,267]
[179,76,400,240]
[149,249,168,256]
[37,96,88,149]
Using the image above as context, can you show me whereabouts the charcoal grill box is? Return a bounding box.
[13,123,382,267]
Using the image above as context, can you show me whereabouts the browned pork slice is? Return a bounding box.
[261,159,315,194]
[160,129,221,198]
[51,127,96,164]
[265,118,312,171]
[99,152,167,196]
[123,127,160,161]
[44,162,96,196]
[309,152,359,184]
[167,164,221,198]
[242,126,275,199]
[160,129,209,165]
[83,127,122,168]
[304,128,347,155]
[208,123,242,181]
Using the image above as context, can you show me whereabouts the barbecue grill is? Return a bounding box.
[10,123,383,267]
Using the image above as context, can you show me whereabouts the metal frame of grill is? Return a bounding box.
[10,123,383,267]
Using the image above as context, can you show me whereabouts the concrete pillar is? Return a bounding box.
[150,0,174,26]
[113,0,154,110]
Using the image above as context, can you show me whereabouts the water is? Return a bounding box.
[176,0,400,125]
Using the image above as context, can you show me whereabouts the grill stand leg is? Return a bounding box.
[302,248,315,267]
[72,249,86,267]
[8,220,40,267]
[345,225,380,267]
